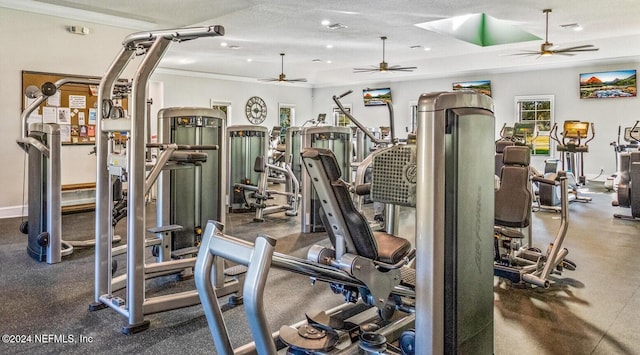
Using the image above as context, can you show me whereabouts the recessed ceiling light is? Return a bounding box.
[247,58,252,62]
[327,60,332,64]
[424,47,431,51]
[561,23,582,31]
[220,42,227,47]
[326,44,333,49]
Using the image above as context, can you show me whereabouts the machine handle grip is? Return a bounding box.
[353,183,371,196]
[585,122,596,145]
[336,90,353,99]
[629,121,640,143]
[176,144,219,151]
[531,175,558,186]
[146,143,219,150]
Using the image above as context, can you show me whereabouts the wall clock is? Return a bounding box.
[245,96,267,124]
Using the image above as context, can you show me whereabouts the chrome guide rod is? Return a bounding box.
[46,125,62,264]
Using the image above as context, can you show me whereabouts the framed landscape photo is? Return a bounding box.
[452,80,491,97]
[580,70,636,99]
[363,87,392,106]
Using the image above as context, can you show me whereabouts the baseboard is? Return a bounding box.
[0,205,27,219]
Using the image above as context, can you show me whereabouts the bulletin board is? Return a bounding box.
[21,70,128,145]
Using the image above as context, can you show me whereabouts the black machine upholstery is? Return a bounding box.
[495,146,532,228]
[301,148,411,264]
[495,140,515,176]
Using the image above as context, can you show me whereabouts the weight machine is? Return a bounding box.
[91,25,245,335]
[195,91,496,354]
[16,79,123,264]
[228,125,300,221]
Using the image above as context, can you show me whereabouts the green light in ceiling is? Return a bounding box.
[415,13,541,47]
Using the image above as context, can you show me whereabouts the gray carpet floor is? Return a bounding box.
[0,182,639,354]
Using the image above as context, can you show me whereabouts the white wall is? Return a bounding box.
[312,63,640,176]
[0,9,134,217]
[151,71,313,128]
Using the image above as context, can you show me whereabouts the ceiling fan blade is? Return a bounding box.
[258,78,281,82]
[388,65,418,70]
[551,52,576,56]
[555,47,599,53]
[353,66,380,73]
[558,44,596,51]
[509,51,544,56]
[283,78,308,82]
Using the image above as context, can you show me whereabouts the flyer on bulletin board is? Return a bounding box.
[88,108,97,125]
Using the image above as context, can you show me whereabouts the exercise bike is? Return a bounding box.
[494,145,576,288]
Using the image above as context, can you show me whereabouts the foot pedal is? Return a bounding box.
[224,264,248,277]
[400,267,416,288]
[171,246,198,259]
[111,297,125,307]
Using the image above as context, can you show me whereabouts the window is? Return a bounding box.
[514,95,554,156]
[332,105,351,127]
[278,103,295,142]
[210,99,232,121]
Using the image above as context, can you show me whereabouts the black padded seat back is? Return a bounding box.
[495,146,531,228]
[502,146,530,166]
[301,148,378,260]
[254,156,265,172]
[495,140,515,176]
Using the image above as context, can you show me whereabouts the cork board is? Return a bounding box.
[22,70,128,145]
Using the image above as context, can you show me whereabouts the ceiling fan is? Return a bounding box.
[354,36,417,73]
[513,9,599,57]
[259,53,307,82]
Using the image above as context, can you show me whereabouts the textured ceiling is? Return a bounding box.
[2,0,640,86]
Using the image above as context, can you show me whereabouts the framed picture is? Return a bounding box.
[452,80,491,97]
[363,87,392,106]
[580,70,636,99]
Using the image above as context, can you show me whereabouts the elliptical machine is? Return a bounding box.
[535,121,593,211]
[612,121,640,220]
[607,123,640,191]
